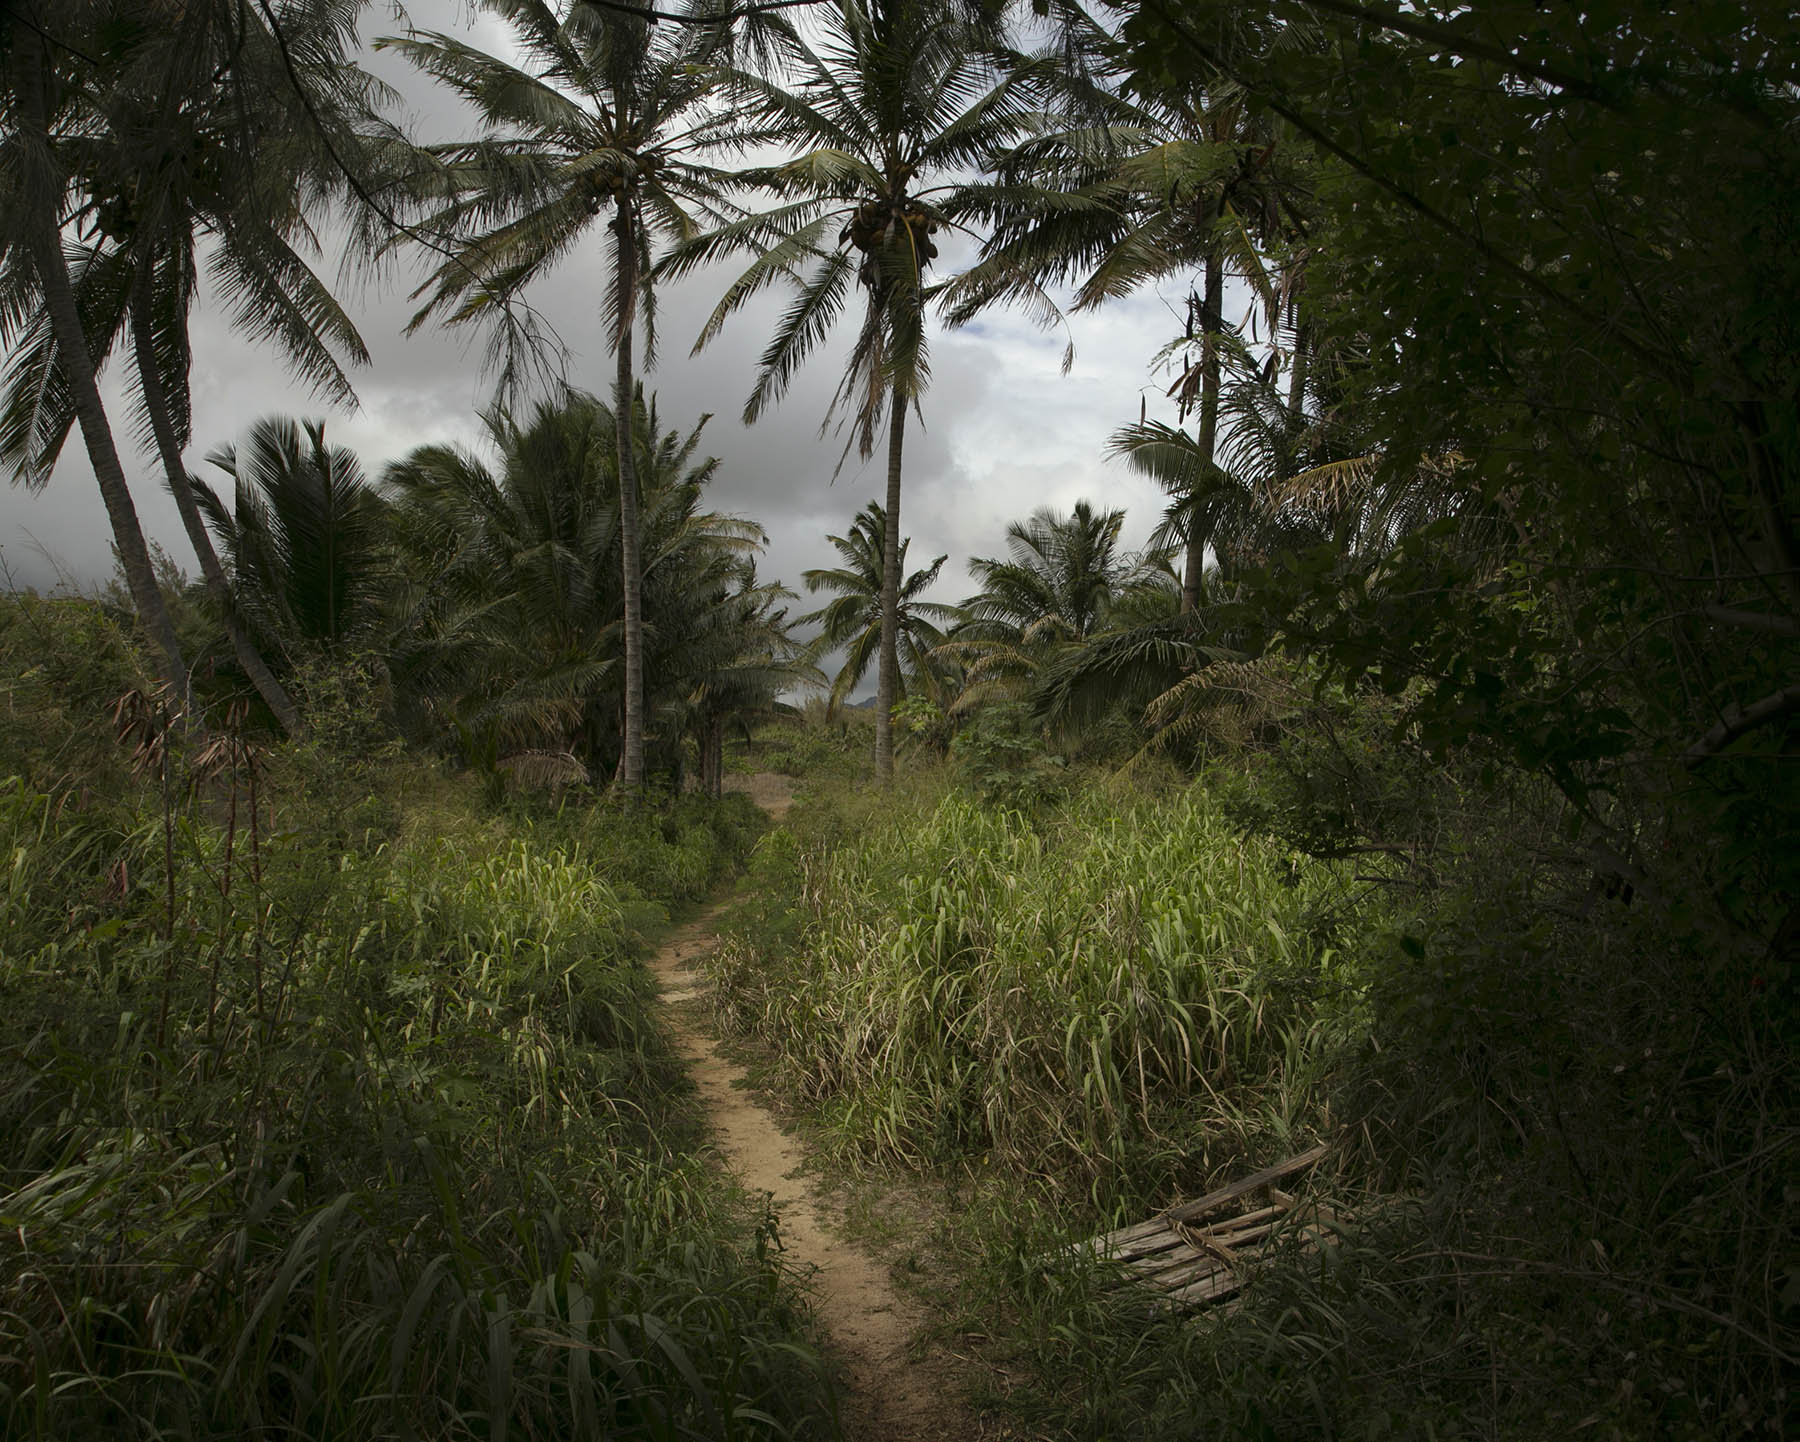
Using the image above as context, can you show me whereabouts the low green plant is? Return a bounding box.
[949,702,1067,811]
[727,710,878,782]
[714,780,1340,1209]
[0,746,832,1439]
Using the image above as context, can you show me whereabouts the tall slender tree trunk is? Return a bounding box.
[1182,251,1224,613]
[875,396,905,784]
[1286,323,1309,419]
[129,278,303,738]
[705,715,725,800]
[18,22,191,706]
[612,201,646,795]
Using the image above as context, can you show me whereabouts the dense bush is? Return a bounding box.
[727,711,877,783]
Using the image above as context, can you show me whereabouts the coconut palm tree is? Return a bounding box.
[946,499,1168,707]
[945,29,1315,612]
[379,0,763,795]
[382,387,773,785]
[2,1,191,702]
[675,558,814,798]
[661,0,1043,782]
[195,416,385,660]
[798,500,961,720]
[1,0,382,737]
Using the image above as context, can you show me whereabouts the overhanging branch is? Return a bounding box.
[1683,681,1800,768]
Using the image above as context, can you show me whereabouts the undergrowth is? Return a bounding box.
[713,780,1342,1212]
[0,608,834,1440]
[712,758,1793,1441]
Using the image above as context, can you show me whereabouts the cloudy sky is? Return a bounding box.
[1,0,1219,649]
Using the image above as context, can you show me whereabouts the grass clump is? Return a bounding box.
[0,731,832,1438]
[713,748,1793,1440]
[715,780,1340,1210]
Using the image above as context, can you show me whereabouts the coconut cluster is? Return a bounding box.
[841,194,938,294]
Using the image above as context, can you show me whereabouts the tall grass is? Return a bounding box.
[0,761,833,1439]
[711,757,1793,1439]
[714,784,1343,1208]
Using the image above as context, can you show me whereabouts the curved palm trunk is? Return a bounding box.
[19,24,190,707]
[613,202,646,795]
[1182,251,1224,613]
[129,279,303,738]
[875,397,905,784]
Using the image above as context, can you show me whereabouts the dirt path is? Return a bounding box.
[654,774,979,1441]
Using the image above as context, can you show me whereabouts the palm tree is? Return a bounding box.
[383,387,772,785]
[380,0,759,795]
[798,501,961,720]
[662,0,1041,782]
[195,416,385,662]
[947,499,1164,706]
[674,558,814,798]
[2,1,191,702]
[1,0,380,738]
[946,33,1314,613]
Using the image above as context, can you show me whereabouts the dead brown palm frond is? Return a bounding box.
[496,749,590,795]
[1135,655,1296,759]
[1260,452,1382,514]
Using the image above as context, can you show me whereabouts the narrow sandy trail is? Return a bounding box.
[651,775,979,1441]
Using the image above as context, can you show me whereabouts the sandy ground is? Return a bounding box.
[651,773,981,1441]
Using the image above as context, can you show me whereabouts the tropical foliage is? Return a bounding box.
[665,0,1042,780]
[1,0,1794,1438]
[383,388,803,789]
[0,0,377,735]
[197,417,386,659]
[0,622,830,1436]
[379,0,765,792]
[798,501,960,720]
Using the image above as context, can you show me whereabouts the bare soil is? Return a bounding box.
[651,774,983,1441]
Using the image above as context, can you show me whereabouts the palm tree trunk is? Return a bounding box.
[875,396,905,784]
[1183,251,1224,613]
[1286,322,1309,419]
[613,201,646,795]
[706,715,725,800]
[129,277,303,738]
[18,23,190,706]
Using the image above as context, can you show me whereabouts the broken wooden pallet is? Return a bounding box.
[1068,1143,1332,1313]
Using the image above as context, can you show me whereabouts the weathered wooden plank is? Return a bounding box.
[1081,1144,1329,1257]
[1163,1142,1330,1226]
[1157,1266,1246,1310]
[1134,1221,1277,1284]
[1135,1252,1232,1293]
[1190,1203,1286,1237]
[1084,1215,1175,1254]
[1102,1229,1186,1264]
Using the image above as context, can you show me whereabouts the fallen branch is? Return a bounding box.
[1683,681,1800,768]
